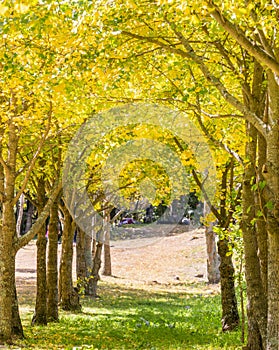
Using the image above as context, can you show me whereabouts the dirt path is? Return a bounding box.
[16,225,212,298]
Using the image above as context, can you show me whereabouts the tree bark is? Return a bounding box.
[59,203,81,311]
[103,243,112,276]
[205,222,220,284]
[11,270,23,337]
[32,178,48,326]
[217,238,239,331]
[46,200,59,322]
[242,123,267,350]
[76,227,92,294]
[263,72,279,350]
[87,241,103,298]
[203,202,220,284]
[24,200,34,234]
[16,194,25,237]
[0,121,23,342]
[102,214,112,276]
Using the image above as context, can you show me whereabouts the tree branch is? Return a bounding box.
[14,180,62,252]
[121,29,269,138]
[13,101,53,205]
[206,1,279,75]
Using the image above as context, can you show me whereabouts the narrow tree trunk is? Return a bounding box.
[46,200,59,322]
[103,244,112,276]
[203,202,220,284]
[88,242,103,298]
[92,238,96,258]
[24,200,34,234]
[32,179,48,326]
[102,216,112,276]
[16,194,25,237]
[32,228,47,325]
[59,204,81,311]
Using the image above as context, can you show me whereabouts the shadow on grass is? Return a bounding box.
[17,281,243,350]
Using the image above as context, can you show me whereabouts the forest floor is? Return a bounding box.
[13,225,242,350]
[16,224,220,299]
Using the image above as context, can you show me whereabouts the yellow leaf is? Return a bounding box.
[14,3,30,14]
[0,4,9,15]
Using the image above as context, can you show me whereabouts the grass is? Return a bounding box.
[11,281,243,350]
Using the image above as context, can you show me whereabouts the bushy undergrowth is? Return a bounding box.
[14,282,242,349]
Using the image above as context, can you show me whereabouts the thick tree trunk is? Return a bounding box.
[266,229,279,350]
[264,73,279,350]
[242,124,267,349]
[217,238,239,331]
[256,133,268,298]
[0,250,19,343]
[46,200,59,322]
[59,204,81,311]
[0,232,15,342]
[76,227,92,294]
[0,122,23,343]
[11,271,23,338]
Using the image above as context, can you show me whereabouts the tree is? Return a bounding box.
[84,1,279,347]
[0,1,96,342]
[59,201,81,312]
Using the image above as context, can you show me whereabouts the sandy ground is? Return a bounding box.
[16,224,214,298]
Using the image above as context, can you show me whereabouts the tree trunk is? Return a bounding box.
[242,123,267,349]
[76,227,92,294]
[87,241,103,298]
[203,202,220,284]
[46,200,59,322]
[11,271,23,338]
[205,223,220,284]
[24,200,34,234]
[16,194,25,237]
[103,244,112,276]
[264,73,279,350]
[59,203,81,311]
[217,238,239,331]
[32,228,47,325]
[0,123,23,342]
[32,180,48,326]
[256,132,268,298]
[102,216,112,276]
[0,232,15,342]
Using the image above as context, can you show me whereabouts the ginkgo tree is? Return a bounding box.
[0,0,101,342]
[77,1,279,349]
[1,1,279,349]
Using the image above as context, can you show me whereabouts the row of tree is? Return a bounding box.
[0,1,279,349]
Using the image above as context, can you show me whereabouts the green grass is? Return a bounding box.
[14,282,243,350]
